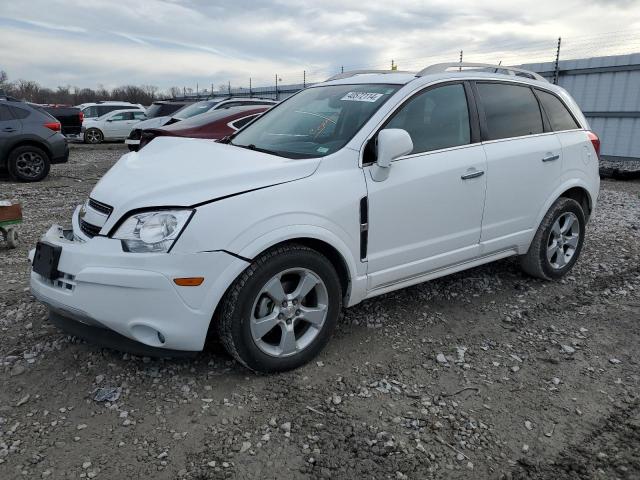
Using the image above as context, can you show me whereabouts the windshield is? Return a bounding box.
[231,84,400,158]
[146,102,186,118]
[173,100,219,120]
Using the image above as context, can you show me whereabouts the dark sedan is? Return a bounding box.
[138,105,270,150]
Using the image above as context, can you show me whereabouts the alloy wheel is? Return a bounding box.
[547,212,580,269]
[86,129,101,143]
[250,268,328,357]
[15,151,45,179]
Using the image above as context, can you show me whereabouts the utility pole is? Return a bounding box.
[196,82,198,98]
[553,37,562,85]
[249,77,252,97]
[275,74,278,100]
[211,83,213,98]
[228,81,231,96]
[391,59,394,70]
[459,50,463,71]
[303,70,306,89]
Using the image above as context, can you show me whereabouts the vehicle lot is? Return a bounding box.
[1,144,639,479]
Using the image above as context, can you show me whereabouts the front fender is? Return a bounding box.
[233,224,367,306]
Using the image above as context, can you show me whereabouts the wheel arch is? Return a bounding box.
[535,180,595,230]
[559,186,592,221]
[4,140,52,168]
[234,226,362,306]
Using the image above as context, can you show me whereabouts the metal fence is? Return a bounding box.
[521,53,640,161]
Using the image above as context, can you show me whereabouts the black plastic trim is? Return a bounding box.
[359,196,369,260]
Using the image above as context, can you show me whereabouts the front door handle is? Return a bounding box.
[2,127,16,132]
[542,154,560,162]
[461,170,485,180]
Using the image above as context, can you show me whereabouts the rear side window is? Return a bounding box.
[83,106,99,118]
[477,83,543,140]
[386,83,471,154]
[536,90,580,131]
[0,105,13,121]
[133,111,146,120]
[8,106,30,119]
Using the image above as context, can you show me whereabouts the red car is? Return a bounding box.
[138,105,270,150]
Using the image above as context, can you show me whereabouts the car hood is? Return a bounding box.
[90,137,320,224]
[131,116,172,130]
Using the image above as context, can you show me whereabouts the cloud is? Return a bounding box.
[0,0,639,91]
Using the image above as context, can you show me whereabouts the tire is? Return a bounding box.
[84,128,103,144]
[520,197,586,280]
[218,244,342,373]
[7,145,51,182]
[6,228,18,249]
[127,144,138,152]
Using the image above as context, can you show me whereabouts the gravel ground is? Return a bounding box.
[1,144,639,480]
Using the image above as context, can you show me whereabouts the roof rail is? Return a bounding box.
[325,70,412,82]
[416,62,547,82]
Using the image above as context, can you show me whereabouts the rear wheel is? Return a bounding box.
[217,244,342,372]
[520,197,585,280]
[7,145,50,182]
[84,128,103,144]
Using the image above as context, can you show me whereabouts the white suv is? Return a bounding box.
[30,63,600,372]
[82,109,147,144]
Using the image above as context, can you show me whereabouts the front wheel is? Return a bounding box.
[217,244,342,373]
[520,197,586,280]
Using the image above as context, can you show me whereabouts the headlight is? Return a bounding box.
[112,209,193,253]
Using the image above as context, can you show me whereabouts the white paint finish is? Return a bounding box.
[83,109,146,140]
[30,226,248,351]
[479,133,563,249]
[31,68,601,354]
[365,144,488,288]
[92,137,320,232]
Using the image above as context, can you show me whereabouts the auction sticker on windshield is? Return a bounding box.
[341,92,384,102]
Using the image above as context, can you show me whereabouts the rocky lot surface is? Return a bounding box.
[1,144,639,479]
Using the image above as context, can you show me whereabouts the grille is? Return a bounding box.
[88,198,113,216]
[80,218,102,238]
[52,272,76,291]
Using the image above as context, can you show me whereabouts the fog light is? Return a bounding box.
[157,332,166,344]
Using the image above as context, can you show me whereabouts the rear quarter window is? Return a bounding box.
[0,105,13,121]
[8,105,30,119]
[477,83,543,140]
[536,89,580,131]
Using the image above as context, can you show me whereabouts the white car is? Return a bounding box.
[77,101,145,120]
[82,109,147,144]
[30,63,600,372]
[125,98,277,151]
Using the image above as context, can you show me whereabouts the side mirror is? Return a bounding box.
[371,128,413,182]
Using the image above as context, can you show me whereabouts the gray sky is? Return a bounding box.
[1,0,639,91]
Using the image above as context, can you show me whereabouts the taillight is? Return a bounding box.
[587,131,600,159]
[44,121,61,132]
[79,111,84,123]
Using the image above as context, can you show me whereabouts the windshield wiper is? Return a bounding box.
[230,142,282,157]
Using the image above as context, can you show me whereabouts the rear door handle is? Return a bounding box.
[2,127,16,132]
[542,154,560,162]
[461,170,485,180]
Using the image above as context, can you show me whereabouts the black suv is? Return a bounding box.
[0,97,69,182]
